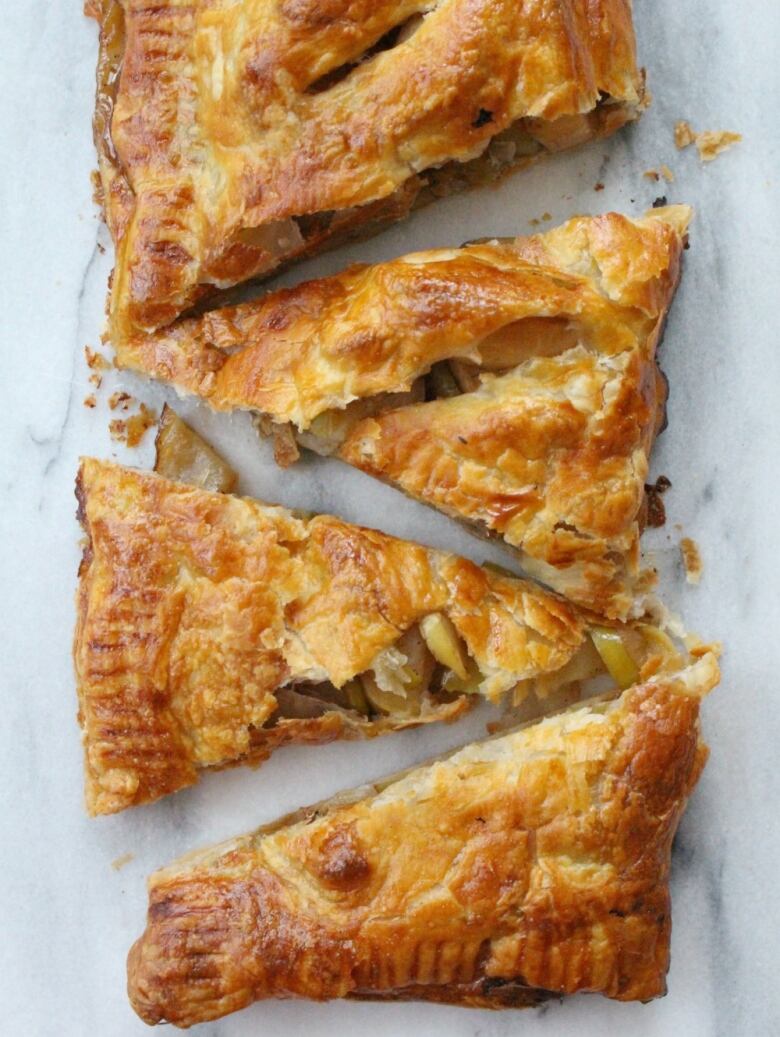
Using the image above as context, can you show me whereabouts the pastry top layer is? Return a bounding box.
[120,208,690,617]
[89,0,640,337]
[74,459,584,814]
[120,208,688,426]
[127,654,719,1026]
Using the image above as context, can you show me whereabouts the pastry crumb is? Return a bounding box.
[674,120,697,149]
[85,346,109,371]
[685,634,723,660]
[271,422,300,468]
[109,390,133,411]
[83,394,97,409]
[695,130,742,162]
[541,212,552,222]
[645,475,672,528]
[644,165,674,183]
[111,852,134,872]
[110,403,158,448]
[594,181,605,192]
[675,120,741,161]
[680,537,703,584]
[528,218,540,227]
[90,168,104,207]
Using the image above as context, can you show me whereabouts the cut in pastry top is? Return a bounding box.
[119,207,691,618]
[127,651,719,1026]
[88,0,642,339]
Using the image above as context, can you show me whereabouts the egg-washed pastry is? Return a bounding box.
[127,649,719,1026]
[118,207,690,618]
[86,0,644,342]
[74,456,691,815]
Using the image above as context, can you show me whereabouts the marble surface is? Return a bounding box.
[1,2,779,1034]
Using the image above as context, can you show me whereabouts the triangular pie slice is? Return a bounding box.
[75,457,690,815]
[87,0,644,341]
[127,650,719,1027]
[118,207,690,617]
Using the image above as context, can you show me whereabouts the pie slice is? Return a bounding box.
[87,0,644,341]
[118,207,690,617]
[75,456,691,815]
[127,649,719,1027]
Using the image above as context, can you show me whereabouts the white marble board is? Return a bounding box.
[1,2,779,1034]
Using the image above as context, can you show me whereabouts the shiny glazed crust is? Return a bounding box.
[127,653,719,1026]
[119,208,690,617]
[74,459,585,815]
[87,0,642,340]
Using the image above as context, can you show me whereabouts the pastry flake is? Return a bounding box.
[118,207,691,617]
[87,0,643,341]
[127,651,719,1026]
[674,119,742,161]
[75,458,600,815]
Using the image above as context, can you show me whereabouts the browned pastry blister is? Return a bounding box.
[127,650,719,1027]
[117,207,691,617]
[86,0,644,342]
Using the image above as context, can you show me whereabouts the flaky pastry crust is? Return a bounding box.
[74,459,585,815]
[87,0,642,340]
[127,652,719,1027]
[119,208,690,617]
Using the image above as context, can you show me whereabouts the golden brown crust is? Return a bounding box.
[74,459,585,815]
[118,208,690,617]
[127,653,719,1027]
[88,0,642,339]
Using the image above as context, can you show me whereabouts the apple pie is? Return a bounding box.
[86,0,644,342]
[118,207,690,617]
[74,455,697,815]
[127,649,719,1026]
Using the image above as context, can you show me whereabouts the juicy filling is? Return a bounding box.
[267,614,686,726]
[268,618,462,725]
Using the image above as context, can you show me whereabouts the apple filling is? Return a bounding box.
[266,609,687,727]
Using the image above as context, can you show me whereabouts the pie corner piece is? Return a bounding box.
[88,0,644,344]
[126,650,719,1027]
[73,457,586,816]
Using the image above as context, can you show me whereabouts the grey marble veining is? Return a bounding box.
[1,2,779,1034]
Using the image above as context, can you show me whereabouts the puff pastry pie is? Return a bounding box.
[76,458,601,815]
[87,0,643,341]
[75,456,692,815]
[119,207,690,617]
[127,650,719,1026]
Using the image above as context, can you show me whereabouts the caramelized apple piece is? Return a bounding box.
[420,613,470,680]
[448,358,481,393]
[154,406,236,492]
[427,362,461,399]
[359,672,421,718]
[590,627,639,689]
[342,679,372,716]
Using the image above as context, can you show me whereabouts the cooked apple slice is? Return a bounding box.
[154,405,236,492]
[420,612,470,680]
[590,627,640,689]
